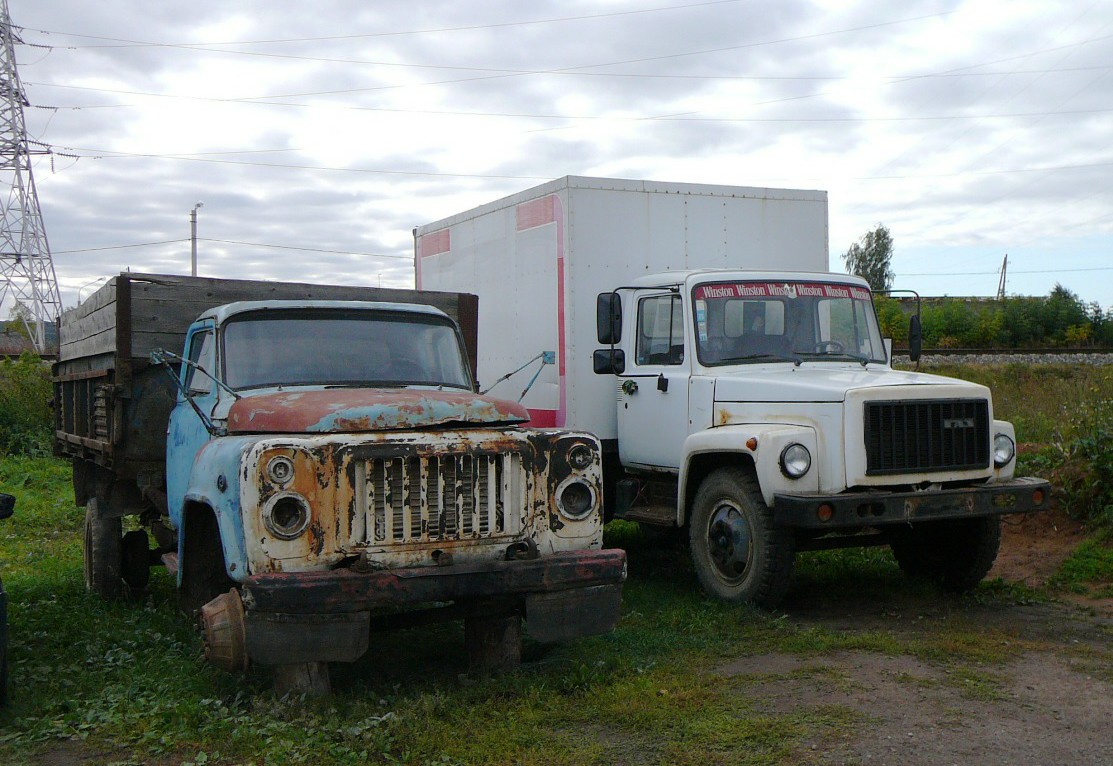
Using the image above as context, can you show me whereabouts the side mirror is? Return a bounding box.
[908,315,922,362]
[593,348,626,375]
[596,293,622,345]
[0,492,14,520]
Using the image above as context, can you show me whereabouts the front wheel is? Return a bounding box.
[889,517,1001,592]
[84,498,123,600]
[688,467,795,608]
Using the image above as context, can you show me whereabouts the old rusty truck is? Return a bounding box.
[53,273,625,694]
[415,176,1050,608]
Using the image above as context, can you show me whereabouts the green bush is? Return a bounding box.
[0,352,53,457]
[888,285,1112,349]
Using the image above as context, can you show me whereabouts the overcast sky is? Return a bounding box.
[8,0,1113,312]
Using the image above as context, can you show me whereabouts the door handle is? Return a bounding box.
[621,379,638,395]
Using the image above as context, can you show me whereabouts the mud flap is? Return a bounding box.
[525,584,623,643]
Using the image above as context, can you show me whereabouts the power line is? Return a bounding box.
[50,237,410,260]
[902,266,1113,277]
[48,144,1113,182]
[202,238,410,259]
[52,239,187,254]
[27,1,751,47]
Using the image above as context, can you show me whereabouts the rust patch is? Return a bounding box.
[227,389,528,434]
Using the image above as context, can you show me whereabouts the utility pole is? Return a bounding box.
[190,202,203,276]
[996,254,1008,301]
[0,0,62,353]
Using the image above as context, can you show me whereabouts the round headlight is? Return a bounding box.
[264,494,311,539]
[993,433,1015,467]
[779,443,812,479]
[557,479,595,519]
[567,443,594,471]
[267,455,295,485]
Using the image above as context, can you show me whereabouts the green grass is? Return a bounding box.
[2,360,1111,764]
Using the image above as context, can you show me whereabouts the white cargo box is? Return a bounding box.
[415,176,829,440]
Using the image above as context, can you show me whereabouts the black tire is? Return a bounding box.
[889,517,1001,592]
[121,529,151,591]
[83,498,123,600]
[688,467,795,608]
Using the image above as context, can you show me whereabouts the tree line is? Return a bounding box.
[845,225,1112,349]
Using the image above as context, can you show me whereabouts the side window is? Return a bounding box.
[636,294,684,366]
[184,330,215,395]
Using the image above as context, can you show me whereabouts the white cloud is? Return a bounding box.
[5,0,1111,312]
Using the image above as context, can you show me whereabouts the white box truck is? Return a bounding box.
[415,176,1050,608]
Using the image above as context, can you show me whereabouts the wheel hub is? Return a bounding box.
[707,504,752,581]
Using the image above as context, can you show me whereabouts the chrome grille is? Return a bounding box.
[360,453,522,544]
[865,399,989,475]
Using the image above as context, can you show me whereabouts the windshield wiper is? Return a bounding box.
[800,351,872,367]
[719,352,803,366]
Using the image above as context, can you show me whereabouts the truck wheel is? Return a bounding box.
[890,517,1001,592]
[688,467,794,608]
[83,498,123,600]
[179,510,234,616]
[121,529,151,591]
[940,517,1001,592]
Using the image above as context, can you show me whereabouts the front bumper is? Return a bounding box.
[202,549,627,669]
[774,476,1051,530]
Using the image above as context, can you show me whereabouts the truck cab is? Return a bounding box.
[594,270,1049,606]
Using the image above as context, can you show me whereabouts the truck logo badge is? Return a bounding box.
[942,418,975,429]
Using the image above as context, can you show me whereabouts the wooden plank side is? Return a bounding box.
[120,273,474,361]
[58,326,116,361]
[58,301,119,359]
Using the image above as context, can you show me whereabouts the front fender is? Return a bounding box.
[680,424,820,522]
[178,436,256,583]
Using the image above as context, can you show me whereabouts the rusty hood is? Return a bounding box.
[226,388,530,434]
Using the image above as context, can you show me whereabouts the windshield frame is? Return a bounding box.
[219,307,475,392]
[690,278,887,367]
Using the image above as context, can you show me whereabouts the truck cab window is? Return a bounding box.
[636,294,684,366]
[185,329,214,395]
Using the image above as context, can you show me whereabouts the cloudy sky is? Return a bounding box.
[8,0,1113,312]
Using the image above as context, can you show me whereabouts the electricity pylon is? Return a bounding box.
[0,0,62,353]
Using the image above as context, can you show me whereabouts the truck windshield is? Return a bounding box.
[222,309,473,390]
[692,281,887,365]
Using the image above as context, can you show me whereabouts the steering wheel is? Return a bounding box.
[814,340,845,353]
[392,359,425,381]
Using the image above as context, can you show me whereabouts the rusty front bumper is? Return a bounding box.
[773,476,1051,530]
[203,549,627,670]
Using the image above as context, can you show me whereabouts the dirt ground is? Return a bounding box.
[734,508,1113,766]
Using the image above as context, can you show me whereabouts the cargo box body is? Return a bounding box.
[415,176,829,440]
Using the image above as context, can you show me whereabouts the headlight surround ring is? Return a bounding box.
[993,433,1016,467]
[263,492,311,540]
[555,477,597,520]
[266,455,295,486]
[779,443,812,479]
[567,443,594,471]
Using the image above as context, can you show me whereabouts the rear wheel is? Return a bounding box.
[688,467,795,608]
[83,498,122,600]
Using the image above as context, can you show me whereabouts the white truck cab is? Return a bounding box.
[592,269,1048,605]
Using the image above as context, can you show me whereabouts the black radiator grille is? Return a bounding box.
[864,399,989,475]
